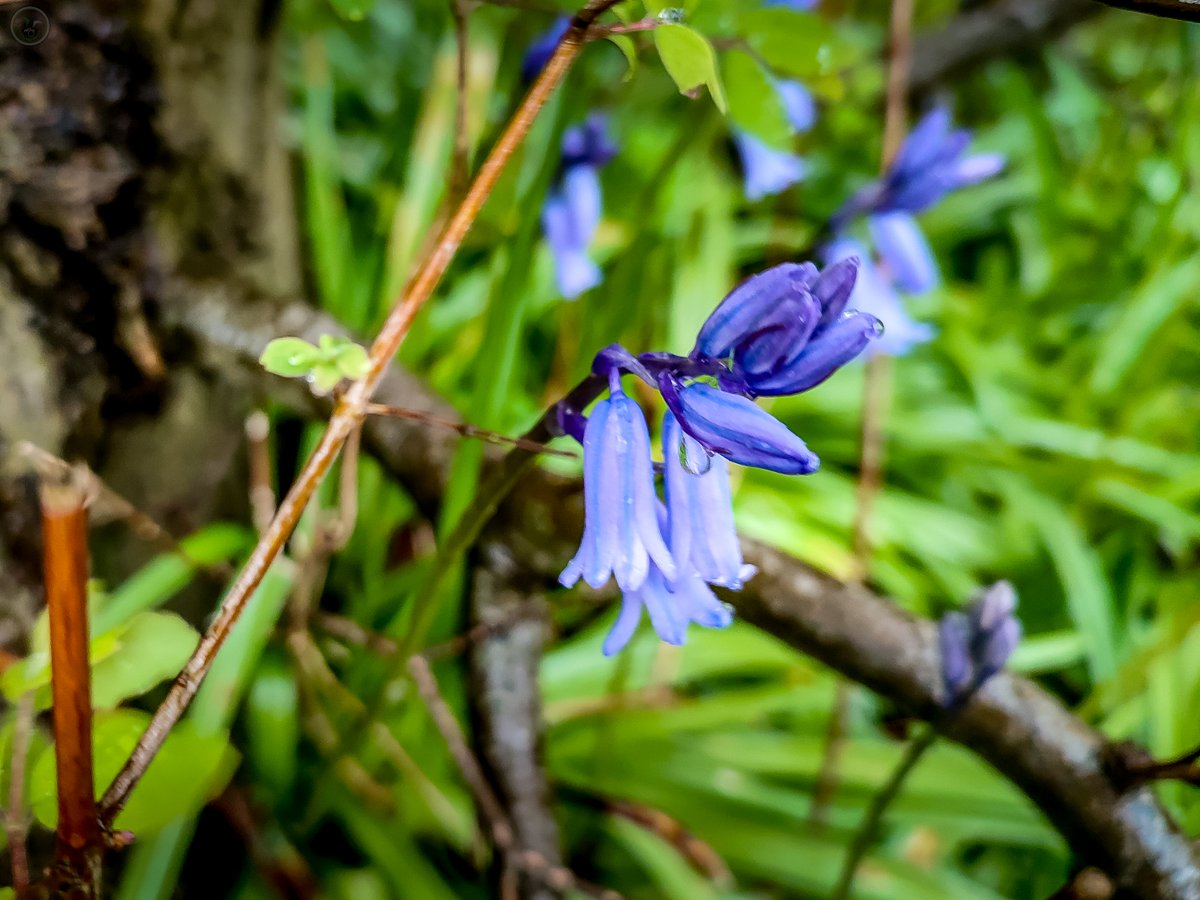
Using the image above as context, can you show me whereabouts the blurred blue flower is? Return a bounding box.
[735,80,816,201]
[838,106,1005,224]
[521,17,569,83]
[764,0,819,8]
[939,581,1022,706]
[542,115,616,299]
[825,238,934,357]
[559,259,879,653]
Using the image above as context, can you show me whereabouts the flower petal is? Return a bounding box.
[748,312,880,395]
[813,256,859,325]
[869,211,940,294]
[660,377,820,475]
[776,80,816,133]
[735,132,808,202]
[602,595,644,656]
[693,262,816,360]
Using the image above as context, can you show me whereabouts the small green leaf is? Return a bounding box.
[334,342,370,380]
[89,612,199,711]
[309,362,345,394]
[259,337,320,377]
[722,51,792,148]
[29,710,238,837]
[654,25,726,113]
[607,33,639,81]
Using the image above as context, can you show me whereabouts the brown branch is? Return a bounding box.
[97,0,621,827]
[409,654,622,900]
[450,0,472,204]
[909,0,1098,93]
[40,473,102,896]
[1090,0,1200,21]
[469,547,562,900]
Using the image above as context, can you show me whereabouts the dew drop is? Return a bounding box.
[657,7,685,24]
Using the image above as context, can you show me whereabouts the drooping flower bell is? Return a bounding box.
[735,80,817,201]
[521,16,569,83]
[938,581,1022,707]
[559,371,676,592]
[542,115,616,299]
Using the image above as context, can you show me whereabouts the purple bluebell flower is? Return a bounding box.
[764,0,818,8]
[559,374,676,592]
[542,115,616,299]
[558,258,880,654]
[663,413,756,588]
[825,239,933,357]
[692,259,881,393]
[938,581,1022,706]
[603,562,733,656]
[735,80,816,201]
[659,376,820,475]
[838,107,1005,223]
[522,17,569,83]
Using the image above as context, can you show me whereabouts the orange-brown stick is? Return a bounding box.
[41,476,101,892]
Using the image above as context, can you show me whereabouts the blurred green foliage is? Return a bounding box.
[4,1,1199,897]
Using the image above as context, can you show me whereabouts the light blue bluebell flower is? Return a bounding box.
[868,210,939,294]
[603,561,733,655]
[542,115,616,299]
[663,413,756,589]
[735,79,816,201]
[559,374,676,592]
[825,238,934,357]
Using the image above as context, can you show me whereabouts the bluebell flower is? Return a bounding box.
[559,374,676,592]
[825,239,933,357]
[521,17,569,83]
[542,115,616,299]
[558,258,879,654]
[764,0,819,8]
[692,259,881,394]
[838,107,1006,224]
[663,413,756,588]
[603,561,733,656]
[659,376,820,475]
[868,210,939,294]
[735,79,816,201]
[939,581,1022,707]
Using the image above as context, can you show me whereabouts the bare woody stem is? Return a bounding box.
[41,474,102,896]
[98,0,623,826]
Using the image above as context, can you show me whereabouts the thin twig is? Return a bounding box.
[246,412,277,536]
[408,655,623,900]
[812,0,915,831]
[6,692,35,898]
[363,403,576,458]
[98,0,621,826]
[832,728,937,900]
